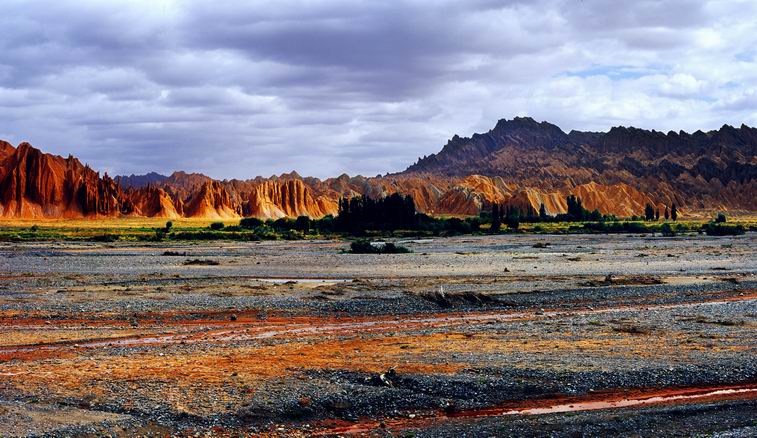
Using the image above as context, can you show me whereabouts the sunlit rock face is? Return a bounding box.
[0,142,125,218]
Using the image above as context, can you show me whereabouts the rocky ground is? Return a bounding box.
[0,233,755,437]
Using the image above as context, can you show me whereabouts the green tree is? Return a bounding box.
[539,203,548,221]
[505,205,521,229]
[671,204,678,221]
[644,203,655,221]
[295,215,311,233]
[491,204,501,233]
[240,217,264,228]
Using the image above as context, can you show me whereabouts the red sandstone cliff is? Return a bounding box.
[124,186,180,218]
[0,142,124,218]
[244,179,336,219]
[183,181,240,219]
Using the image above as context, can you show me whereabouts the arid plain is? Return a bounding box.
[1,231,755,437]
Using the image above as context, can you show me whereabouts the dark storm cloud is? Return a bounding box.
[0,0,755,179]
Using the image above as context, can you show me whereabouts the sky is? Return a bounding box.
[1,0,756,179]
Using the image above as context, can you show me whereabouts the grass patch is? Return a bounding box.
[0,217,753,242]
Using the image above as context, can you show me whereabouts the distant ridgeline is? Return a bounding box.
[1,117,755,219]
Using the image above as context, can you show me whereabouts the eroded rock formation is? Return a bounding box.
[0,142,124,218]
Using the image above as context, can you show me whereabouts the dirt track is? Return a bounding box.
[0,233,755,436]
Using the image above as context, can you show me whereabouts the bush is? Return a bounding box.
[165,221,173,231]
[272,218,296,231]
[313,215,335,232]
[715,213,727,223]
[283,230,305,240]
[506,217,520,229]
[240,217,264,229]
[91,234,119,242]
[445,217,472,234]
[660,223,676,237]
[209,222,225,230]
[349,239,411,254]
[377,242,410,253]
[702,223,745,236]
[465,217,482,232]
[152,230,167,241]
[295,215,311,233]
[30,225,39,232]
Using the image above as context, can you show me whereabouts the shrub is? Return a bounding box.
[465,217,482,232]
[349,239,375,253]
[272,218,296,231]
[295,215,311,233]
[283,230,305,240]
[313,215,335,232]
[445,217,472,234]
[165,221,173,231]
[660,223,676,237]
[715,212,727,223]
[30,225,39,232]
[240,217,264,229]
[209,222,225,230]
[183,259,220,266]
[91,234,119,242]
[702,223,745,236]
[349,239,410,254]
[152,230,167,241]
[379,242,411,253]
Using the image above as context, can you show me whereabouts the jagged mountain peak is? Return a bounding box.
[406,118,757,176]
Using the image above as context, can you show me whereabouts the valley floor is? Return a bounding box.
[0,234,755,436]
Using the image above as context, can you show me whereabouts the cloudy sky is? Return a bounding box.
[1,0,756,179]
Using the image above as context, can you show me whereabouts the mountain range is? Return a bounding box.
[1,117,755,220]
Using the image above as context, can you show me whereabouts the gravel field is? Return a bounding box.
[0,233,755,436]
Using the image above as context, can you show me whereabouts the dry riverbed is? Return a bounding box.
[0,233,755,436]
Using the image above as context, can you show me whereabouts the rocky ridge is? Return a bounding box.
[1,117,755,219]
